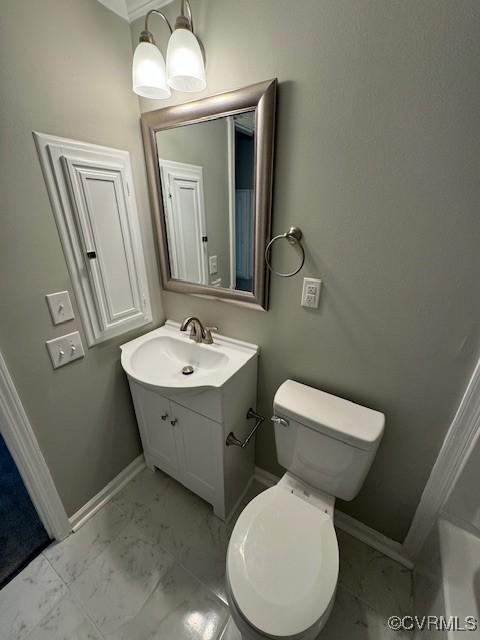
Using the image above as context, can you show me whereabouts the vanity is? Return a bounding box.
[121,321,259,520]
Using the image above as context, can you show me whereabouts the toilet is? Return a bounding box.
[226,379,385,639]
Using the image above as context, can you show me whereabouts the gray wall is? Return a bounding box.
[133,0,480,541]
[155,119,231,286]
[0,0,165,516]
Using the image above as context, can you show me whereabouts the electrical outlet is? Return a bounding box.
[301,277,322,308]
[209,255,218,275]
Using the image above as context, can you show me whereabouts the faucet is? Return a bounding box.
[180,317,218,344]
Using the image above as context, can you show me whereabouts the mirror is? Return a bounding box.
[141,79,276,310]
[156,112,255,292]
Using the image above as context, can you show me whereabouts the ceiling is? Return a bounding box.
[97,0,174,23]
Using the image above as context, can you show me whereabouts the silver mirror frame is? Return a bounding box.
[141,79,277,311]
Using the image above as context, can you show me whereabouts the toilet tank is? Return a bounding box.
[273,380,385,501]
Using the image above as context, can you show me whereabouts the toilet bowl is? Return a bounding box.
[225,379,385,639]
[227,476,338,639]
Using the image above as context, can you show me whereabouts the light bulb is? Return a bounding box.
[132,41,171,99]
[166,28,206,92]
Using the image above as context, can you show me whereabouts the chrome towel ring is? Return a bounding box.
[265,226,305,277]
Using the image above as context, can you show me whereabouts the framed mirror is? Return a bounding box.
[141,79,277,310]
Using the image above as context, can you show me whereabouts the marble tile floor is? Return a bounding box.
[0,468,413,640]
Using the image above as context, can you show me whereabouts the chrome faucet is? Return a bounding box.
[180,317,218,344]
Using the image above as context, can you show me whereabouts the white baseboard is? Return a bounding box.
[334,510,413,570]
[254,466,413,570]
[70,454,146,531]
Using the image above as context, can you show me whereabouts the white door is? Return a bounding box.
[63,159,143,327]
[172,402,222,503]
[159,159,208,284]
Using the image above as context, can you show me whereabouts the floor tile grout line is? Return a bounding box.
[67,511,183,638]
[40,552,107,640]
[126,511,230,612]
[17,554,69,640]
[217,614,232,640]
[116,470,234,610]
[44,499,133,589]
[175,554,230,608]
[336,581,410,622]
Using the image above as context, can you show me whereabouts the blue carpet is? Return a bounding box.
[0,434,50,588]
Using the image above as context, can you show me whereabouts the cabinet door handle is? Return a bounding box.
[161,413,169,421]
[170,418,178,426]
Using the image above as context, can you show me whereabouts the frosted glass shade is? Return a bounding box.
[132,42,171,99]
[166,28,206,92]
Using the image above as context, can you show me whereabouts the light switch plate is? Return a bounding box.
[46,291,75,325]
[46,331,84,369]
[301,277,322,308]
[209,255,218,275]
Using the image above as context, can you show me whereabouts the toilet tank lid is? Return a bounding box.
[274,380,385,451]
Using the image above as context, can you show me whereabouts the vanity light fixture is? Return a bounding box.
[132,0,206,99]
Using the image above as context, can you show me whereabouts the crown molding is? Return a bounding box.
[97,0,173,23]
[97,0,129,20]
[127,0,174,22]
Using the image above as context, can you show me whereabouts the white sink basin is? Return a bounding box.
[120,320,258,392]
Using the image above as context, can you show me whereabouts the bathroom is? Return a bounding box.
[0,0,479,638]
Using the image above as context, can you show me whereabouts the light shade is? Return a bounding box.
[132,41,171,99]
[166,28,206,92]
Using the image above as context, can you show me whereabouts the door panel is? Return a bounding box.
[159,159,207,285]
[81,174,137,319]
[131,385,178,474]
[63,158,143,329]
[171,178,205,283]
[172,402,222,502]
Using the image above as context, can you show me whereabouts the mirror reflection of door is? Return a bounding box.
[159,159,208,285]
[231,114,255,292]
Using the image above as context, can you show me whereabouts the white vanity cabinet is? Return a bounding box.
[123,326,259,521]
[121,320,258,520]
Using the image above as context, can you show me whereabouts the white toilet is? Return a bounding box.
[226,379,385,640]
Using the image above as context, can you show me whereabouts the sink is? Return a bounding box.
[120,320,258,392]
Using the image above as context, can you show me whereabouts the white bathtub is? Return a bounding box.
[438,519,480,638]
[414,517,480,639]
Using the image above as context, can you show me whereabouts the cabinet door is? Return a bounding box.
[34,132,152,346]
[171,402,222,503]
[131,385,178,475]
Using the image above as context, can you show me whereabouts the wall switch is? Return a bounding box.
[301,277,322,308]
[209,255,218,275]
[46,291,74,325]
[46,331,84,369]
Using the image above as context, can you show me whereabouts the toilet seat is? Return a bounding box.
[227,486,339,638]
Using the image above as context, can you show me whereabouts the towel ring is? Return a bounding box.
[265,226,305,277]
